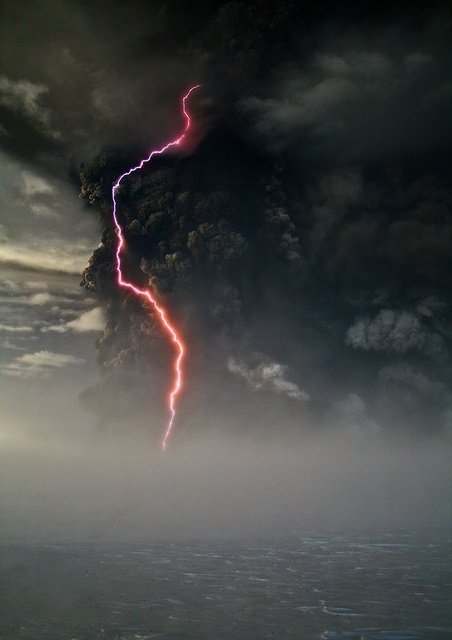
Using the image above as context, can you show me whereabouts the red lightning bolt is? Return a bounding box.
[111,85,201,450]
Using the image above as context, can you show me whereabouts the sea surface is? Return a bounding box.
[1,532,451,639]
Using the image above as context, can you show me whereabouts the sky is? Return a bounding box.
[0,0,451,541]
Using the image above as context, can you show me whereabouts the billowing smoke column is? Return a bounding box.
[111,85,201,450]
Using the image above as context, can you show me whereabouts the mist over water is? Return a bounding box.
[1,427,451,639]
[1,426,450,543]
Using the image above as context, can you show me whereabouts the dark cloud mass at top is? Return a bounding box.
[2,0,451,442]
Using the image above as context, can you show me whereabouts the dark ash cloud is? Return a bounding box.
[72,1,452,440]
[1,0,451,442]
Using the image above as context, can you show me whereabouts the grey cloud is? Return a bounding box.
[306,168,363,255]
[0,292,85,309]
[379,363,448,400]
[21,171,60,220]
[24,280,48,290]
[1,337,25,351]
[330,393,379,437]
[0,75,60,139]
[1,350,85,379]
[0,323,33,333]
[261,176,304,267]
[66,307,104,332]
[0,0,198,160]
[242,74,356,138]
[416,296,448,319]
[28,204,59,219]
[0,279,19,292]
[21,171,54,197]
[241,29,452,159]
[0,235,93,274]
[316,51,392,77]
[345,309,448,363]
[40,324,66,334]
[43,307,105,334]
[29,292,56,305]
[227,357,309,401]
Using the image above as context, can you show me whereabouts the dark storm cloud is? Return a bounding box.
[241,16,452,160]
[1,0,451,439]
[72,1,452,439]
[0,75,60,140]
[0,0,204,163]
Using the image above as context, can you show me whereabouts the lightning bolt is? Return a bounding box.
[111,85,201,450]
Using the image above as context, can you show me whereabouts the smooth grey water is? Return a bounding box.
[1,532,450,639]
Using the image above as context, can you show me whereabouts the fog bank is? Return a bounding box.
[1,429,450,543]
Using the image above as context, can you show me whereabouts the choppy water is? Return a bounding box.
[1,532,450,639]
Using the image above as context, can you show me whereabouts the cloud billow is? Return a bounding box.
[0,75,60,140]
[227,357,309,402]
[1,350,84,379]
[345,309,448,363]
